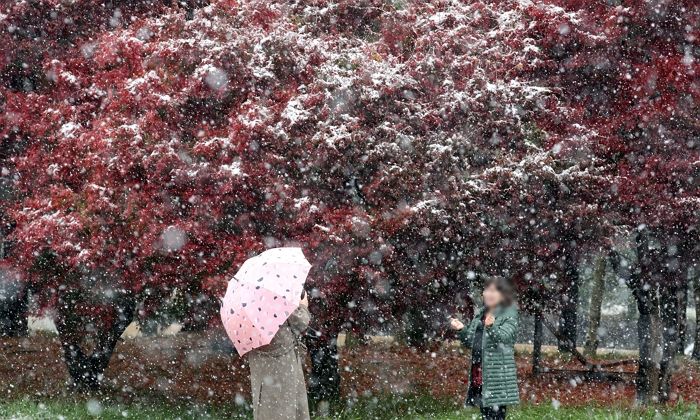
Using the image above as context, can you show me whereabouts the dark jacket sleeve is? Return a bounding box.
[484,309,518,346]
[457,317,480,348]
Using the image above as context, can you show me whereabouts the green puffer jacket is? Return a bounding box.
[458,305,520,407]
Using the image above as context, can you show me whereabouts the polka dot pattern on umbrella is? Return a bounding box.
[220,248,311,356]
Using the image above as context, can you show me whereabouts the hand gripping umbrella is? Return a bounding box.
[220,247,311,356]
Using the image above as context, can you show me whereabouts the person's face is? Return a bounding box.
[482,283,504,309]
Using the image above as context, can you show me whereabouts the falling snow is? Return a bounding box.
[0,0,698,418]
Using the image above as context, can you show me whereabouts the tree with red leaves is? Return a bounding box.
[2,0,578,392]
[528,0,700,403]
[252,0,613,399]
[6,0,692,405]
[2,0,265,388]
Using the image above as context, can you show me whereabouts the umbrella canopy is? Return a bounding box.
[220,247,311,356]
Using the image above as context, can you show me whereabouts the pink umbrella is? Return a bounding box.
[220,247,311,356]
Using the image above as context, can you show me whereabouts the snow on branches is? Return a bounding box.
[4,0,692,336]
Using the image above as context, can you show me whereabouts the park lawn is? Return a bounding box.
[0,398,250,419]
[333,396,700,419]
[0,397,699,420]
[426,405,700,420]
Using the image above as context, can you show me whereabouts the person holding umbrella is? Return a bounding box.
[221,248,312,420]
[247,290,310,420]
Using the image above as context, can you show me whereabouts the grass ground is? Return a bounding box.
[1,397,699,420]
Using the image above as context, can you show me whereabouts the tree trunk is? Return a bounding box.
[659,283,681,402]
[55,291,136,390]
[403,307,430,349]
[692,276,700,360]
[307,334,341,407]
[631,279,662,405]
[558,249,580,352]
[677,283,688,354]
[615,232,682,404]
[532,311,543,375]
[584,255,606,357]
[180,283,217,332]
[0,234,29,337]
[0,286,29,337]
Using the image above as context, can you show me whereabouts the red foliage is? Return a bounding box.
[2,0,570,339]
[1,0,697,372]
[528,0,700,230]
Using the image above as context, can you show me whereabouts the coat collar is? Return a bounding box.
[475,304,517,317]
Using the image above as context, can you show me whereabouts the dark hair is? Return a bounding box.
[484,277,515,306]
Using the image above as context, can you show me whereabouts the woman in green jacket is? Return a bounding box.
[449,278,519,420]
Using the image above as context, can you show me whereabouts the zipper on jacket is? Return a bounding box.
[481,313,486,399]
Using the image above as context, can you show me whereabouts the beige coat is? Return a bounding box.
[247,305,311,420]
